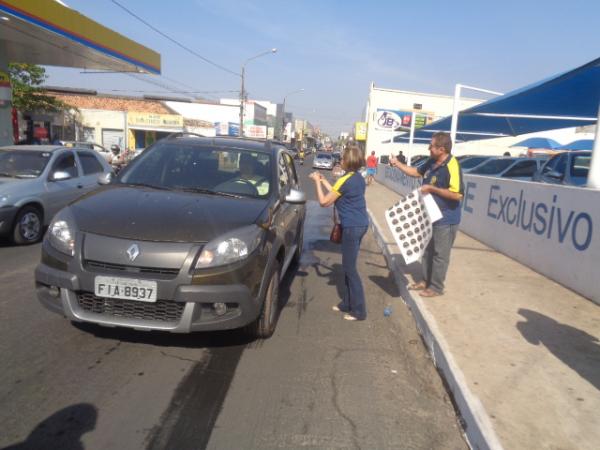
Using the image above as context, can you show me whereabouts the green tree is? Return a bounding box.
[8,63,68,112]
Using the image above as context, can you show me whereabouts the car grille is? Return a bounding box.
[84,260,180,279]
[76,292,184,323]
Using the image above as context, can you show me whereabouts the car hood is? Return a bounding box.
[70,186,270,242]
[0,177,37,195]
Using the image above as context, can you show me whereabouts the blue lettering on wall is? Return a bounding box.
[479,187,594,252]
[463,181,476,213]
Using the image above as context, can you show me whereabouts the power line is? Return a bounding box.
[110,0,240,77]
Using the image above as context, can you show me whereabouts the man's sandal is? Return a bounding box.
[420,289,443,298]
[408,281,427,291]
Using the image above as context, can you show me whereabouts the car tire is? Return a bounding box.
[12,206,43,245]
[247,261,280,339]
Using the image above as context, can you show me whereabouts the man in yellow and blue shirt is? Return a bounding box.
[391,132,464,297]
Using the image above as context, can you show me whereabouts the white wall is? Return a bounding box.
[79,109,126,147]
[460,174,599,305]
[375,164,600,305]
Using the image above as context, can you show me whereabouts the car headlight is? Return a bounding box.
[195,225,264,269]
[48,209,77,256]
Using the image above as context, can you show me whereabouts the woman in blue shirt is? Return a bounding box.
[309,145,369,321]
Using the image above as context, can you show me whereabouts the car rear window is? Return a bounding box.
[78,152,104,175]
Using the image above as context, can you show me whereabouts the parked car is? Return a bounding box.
[459,156,493,171]
[468,157,547,180]
[0,145,113,244]
[532,151,591,186]
[35,136,306,339]
[61,141,113,162]
[313,152,334,170]
[332,151,342,164]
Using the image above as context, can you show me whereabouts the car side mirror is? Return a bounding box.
[545,170,564,180]
[50,171,72,181]
[285,188,306,204]
[97,172,114,185]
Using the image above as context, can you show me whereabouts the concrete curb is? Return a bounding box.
[367,208,504,450]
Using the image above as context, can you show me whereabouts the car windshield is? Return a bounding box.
[119,143,272,198]
[0,150,52,178]
[317,154,332,159]
[470,158,514,175]
[461,157,489,169]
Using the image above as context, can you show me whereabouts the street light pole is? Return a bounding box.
[282,88,304,141]
[239,48,277,137]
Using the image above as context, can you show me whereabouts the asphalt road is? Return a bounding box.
[0,154,466,450]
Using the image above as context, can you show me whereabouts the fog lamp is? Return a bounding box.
[48,286,60,298]
[213,302,227,316]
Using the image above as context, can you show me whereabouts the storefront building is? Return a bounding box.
[364,84,482,159]
[127,112,183,149]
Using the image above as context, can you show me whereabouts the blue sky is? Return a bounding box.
[45,0,600,136]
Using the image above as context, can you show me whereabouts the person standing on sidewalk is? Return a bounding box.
[366,151,378,185]
[309,145,369,320]
[390,132,464,297]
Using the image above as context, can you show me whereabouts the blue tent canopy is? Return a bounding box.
[557,139,594,150]
[510,137,561,149]
[395,57,600,143]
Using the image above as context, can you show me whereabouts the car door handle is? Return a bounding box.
[77,184,83,189]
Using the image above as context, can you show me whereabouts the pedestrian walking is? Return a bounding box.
[309,144,369,320]
[366,151,378,185]
[390,132,463,297]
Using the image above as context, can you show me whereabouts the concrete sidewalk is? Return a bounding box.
[365,181,600,450]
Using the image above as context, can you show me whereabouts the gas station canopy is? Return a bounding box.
[0,0,160,74]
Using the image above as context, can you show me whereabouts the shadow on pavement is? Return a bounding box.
[517,309,600,392]
[1,403,97,450]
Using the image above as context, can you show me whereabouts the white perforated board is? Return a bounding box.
[385,189,440,264]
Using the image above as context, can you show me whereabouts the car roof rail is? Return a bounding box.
[165,132,207,140]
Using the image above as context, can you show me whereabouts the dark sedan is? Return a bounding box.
[35,135,306,339]
[532,151,591,186]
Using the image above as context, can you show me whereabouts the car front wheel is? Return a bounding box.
[13,206,43,245]
[247,261,280,339]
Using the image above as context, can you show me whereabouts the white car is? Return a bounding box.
[313,153,334,170]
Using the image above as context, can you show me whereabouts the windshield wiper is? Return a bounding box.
[0,172,17,178]
[121,182,172,191]
[177,187,244,198]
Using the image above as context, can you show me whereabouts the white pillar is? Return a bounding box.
[587,103,600,189]
[407,110,416,166]
[450,84,461,146]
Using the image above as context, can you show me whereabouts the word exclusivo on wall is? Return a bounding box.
[375,165,598,305]
[462,175,599,305]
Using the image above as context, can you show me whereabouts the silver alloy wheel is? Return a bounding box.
[20,212,41,241]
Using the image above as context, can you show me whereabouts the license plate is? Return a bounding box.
[94,276,157,303]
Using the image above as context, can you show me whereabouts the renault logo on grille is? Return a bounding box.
[126,243,140,262]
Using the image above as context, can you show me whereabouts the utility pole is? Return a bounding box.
[239,48,277,138]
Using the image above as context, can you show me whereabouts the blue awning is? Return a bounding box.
[510,137,561,149]
[395,57,600,143]
[557,139,594,150]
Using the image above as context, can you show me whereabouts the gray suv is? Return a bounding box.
[35,135,306,339]
[0,145,112,244]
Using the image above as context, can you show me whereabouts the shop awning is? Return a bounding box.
[395,57,600,143]
[0,0,160,74]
